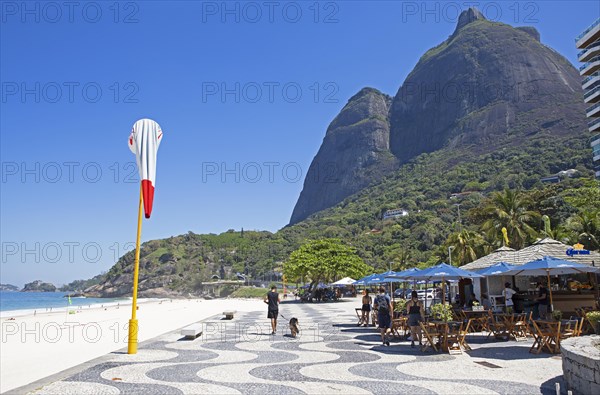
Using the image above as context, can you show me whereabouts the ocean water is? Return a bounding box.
[0,291,128,316]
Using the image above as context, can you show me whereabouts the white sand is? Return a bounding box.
[0,298,262,393]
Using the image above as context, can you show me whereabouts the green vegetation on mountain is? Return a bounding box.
[82,8,599,297]
[59,274,104,292]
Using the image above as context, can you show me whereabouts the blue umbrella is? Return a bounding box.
[385,267,421,280]
[352,273,377,286]
[366,270,398,284]
[503,256,599,277]
[399,263,483,304]
[404,263,483,281]
[476,262,516,276]
[503,256,599,309]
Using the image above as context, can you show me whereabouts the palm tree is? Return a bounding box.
[540,215,577,245]
[567,210,600,251]
[445,229,484,266]
[481,189,541,249]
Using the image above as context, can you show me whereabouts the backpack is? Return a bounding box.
[376,294,389,312]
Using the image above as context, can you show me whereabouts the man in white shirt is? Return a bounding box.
[502,282,516,314]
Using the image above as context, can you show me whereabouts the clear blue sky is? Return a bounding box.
[1,1,598,287]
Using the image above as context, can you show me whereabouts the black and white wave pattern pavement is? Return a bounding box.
[31,302,561,394]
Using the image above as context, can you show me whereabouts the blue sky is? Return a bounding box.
[1,1,598,287]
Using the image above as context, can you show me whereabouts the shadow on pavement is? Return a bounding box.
[540,375,567,395]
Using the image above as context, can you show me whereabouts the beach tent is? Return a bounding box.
[329,277,356,287]
[503,256,599,310]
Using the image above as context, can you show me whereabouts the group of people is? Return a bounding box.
[358,281,554,347]
[458,282,551,319]
[360,288,425,348]
[502,281,551,318]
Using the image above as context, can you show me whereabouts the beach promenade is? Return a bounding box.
[5,298,567,394]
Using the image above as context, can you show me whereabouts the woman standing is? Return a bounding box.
[360,290,372,326]
[407,291,425,348]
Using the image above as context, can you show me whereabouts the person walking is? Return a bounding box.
[264,285,281,335]
[502,282,516,314]
[360,290,372,327]
[373,287,393,346]
[406,290,424,348]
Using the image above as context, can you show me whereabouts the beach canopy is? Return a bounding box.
[329,277,356,286]
[476,262,516,276]
[366,270,399,284]
[503,256,600,277]
[503,256,599,309]
[353,274,377,286]
[459,238,600,271]
[391,263,482,304]
[385,267,421,280]
[393,263,483,281]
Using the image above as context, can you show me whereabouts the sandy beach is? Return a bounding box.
[0,298,262,393]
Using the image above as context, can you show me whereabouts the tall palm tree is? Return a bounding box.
[567,210,600,251]
[481,189,541,249]
[445,229,484,266]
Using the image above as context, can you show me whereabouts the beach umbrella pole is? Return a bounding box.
[546,270,554,313]
[442,277,446,304]
[128,184,144,354]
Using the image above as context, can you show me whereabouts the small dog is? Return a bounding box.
[289,317,300,338]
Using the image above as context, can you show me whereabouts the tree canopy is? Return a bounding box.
[283,238,372,289]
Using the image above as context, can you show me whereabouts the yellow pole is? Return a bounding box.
[128,184,144,354]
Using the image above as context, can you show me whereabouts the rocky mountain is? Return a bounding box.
[21,280,56,292]
[83,230,289,298]
[290,7,586,224]
[290,88,398,224]
[80,8,595,298]
[0,284,20,292]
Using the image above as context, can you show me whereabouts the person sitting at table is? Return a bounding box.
[406,291,425,348]
[502,282,516,314]
[454,294,462,307]
[481,293,492,310]
[466,293,480,308]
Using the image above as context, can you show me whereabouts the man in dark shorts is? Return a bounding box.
[264,285,281,335]
[373,286,393,346]
[536,282,550,319]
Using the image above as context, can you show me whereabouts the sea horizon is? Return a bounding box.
[0,291,131,317]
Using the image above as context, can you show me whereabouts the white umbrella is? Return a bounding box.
[330,277,356,286]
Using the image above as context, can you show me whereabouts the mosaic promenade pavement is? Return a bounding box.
[31,301,564,394]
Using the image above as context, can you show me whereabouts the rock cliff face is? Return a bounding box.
[21,280,56,292]
[0,284,20,292]
[289,88,398,225]
[290,8,586,224]
[388,10,583,163]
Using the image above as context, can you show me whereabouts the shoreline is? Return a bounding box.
[0,297,262,393]
[0,298,163,319]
